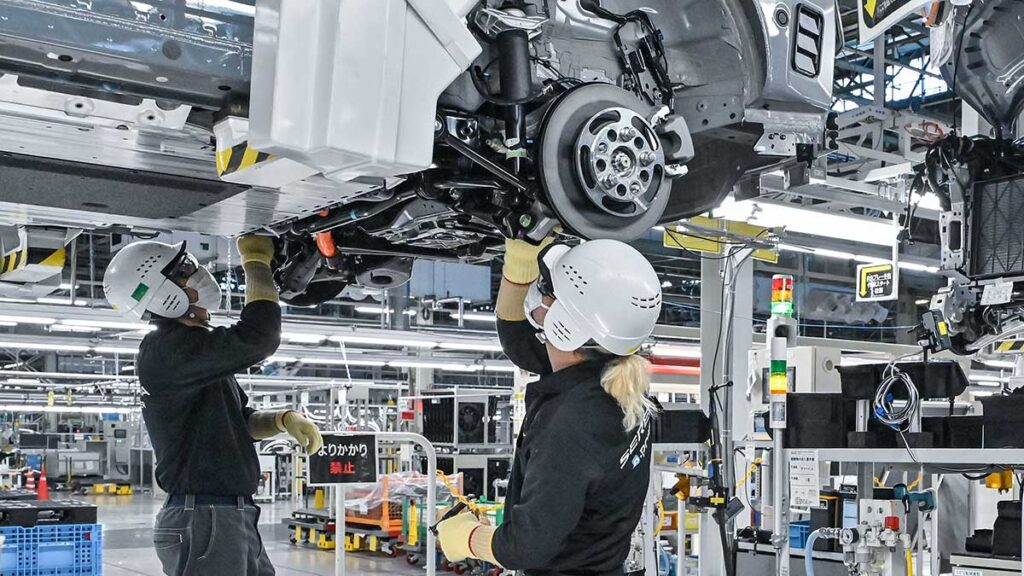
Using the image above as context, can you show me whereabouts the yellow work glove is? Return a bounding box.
[437,512,501,565]
[236,235,275,267]
[502,237,554,285]
[276,410,323,454]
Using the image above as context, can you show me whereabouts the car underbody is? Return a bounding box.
[0,0,837,305]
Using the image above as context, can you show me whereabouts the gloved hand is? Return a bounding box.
[276,410,323,454]
[503,236,555,285]
[437,512,480,563]
[436,510,500,565]
[236,235,275,267]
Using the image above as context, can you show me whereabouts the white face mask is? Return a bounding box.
[185,265,222,313]
[523,281,551,331]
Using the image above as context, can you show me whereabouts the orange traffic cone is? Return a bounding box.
[36,466,48,500]
[24,470,35,491]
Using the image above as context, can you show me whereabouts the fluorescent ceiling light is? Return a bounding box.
[650,383,701,395]
[354,306,393,315]
[298,357,387,367]
[897,261,940,273]
[0,341,90,352]
[331,335,438,349]
[438,341,503,352]
[972,390,995,397]
[266,355,298,363]
[281,332,326,344]
[982,359,1016,370]
[651,344,701,359]
[483,365,517,373]
[62,319,154,331]
[914,299,930,306]
[402,309,417,317]
[449,313,497,323]
[58,283,73,290]
[36,297,87,306]
[0,297,34,304]
[0,315,56,325]
[0,404,136,414]
[777,244,939,274]
[388,360,481,372]
[0,322,16,327]
[712,197,898,247]
[93,346,140,355]
[0,370,133,381]
[122,365,135,372]
[6,378,40,384]
[661,281,672,288]
[49,325,102,333]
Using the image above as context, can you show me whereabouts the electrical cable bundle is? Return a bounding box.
[873,362,920,431]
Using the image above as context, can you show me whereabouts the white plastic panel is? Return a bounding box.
[250,0,482,182]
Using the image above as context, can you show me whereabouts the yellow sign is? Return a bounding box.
[865,0,878,17]
[856,262,897,302]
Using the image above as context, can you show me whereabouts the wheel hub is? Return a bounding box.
[574,107,665,217]
[536,83,671,241]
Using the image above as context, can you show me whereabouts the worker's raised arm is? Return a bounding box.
[496,238,553,375]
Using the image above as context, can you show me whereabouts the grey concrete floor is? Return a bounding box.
[92,492,422,576]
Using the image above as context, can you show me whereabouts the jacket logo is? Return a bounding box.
[619,408,654,470]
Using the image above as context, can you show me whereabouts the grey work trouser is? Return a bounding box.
[152,495,275,576]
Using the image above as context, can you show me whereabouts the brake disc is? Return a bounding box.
[536,83,667,240]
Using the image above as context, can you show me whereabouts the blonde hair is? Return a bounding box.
[601,355,656,431]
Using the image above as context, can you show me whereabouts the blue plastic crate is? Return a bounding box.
[0,523,102,575]
[789,520,811,549]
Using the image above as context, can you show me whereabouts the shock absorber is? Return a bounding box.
[497,28,532,174]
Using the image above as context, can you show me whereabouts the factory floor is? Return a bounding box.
[92,492,421,576]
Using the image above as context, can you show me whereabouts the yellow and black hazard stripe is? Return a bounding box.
[0,247,26,274]
[997,340,1024,353]
[216,142,272,177]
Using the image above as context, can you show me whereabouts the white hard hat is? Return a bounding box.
[530,240,662,355]
[103,241,220,320]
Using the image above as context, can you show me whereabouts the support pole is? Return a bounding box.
[768,275,798,576]
[335,485,346,576]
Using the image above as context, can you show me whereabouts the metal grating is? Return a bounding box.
[970,176,1024,278]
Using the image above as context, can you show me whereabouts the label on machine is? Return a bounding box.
[770,397,787,429]
[789,450,820,509]
[308,433,378,486]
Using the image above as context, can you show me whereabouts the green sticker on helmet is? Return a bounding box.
[130,282,149,302]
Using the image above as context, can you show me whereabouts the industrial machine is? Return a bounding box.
[102,421,130,481]
[0,0,837,305]
[912,1,1024,354]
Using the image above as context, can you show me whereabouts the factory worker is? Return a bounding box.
[437,237,662,575]
[103,236,322,576]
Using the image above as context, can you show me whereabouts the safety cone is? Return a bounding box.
[37,466,48,500]
[24,470,35,491]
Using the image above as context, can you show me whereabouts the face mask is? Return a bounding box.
[185,265,222,313]
[523,281,551,331]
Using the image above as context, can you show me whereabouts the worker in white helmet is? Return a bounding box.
[436,235,662,575]
[103,236,322,576]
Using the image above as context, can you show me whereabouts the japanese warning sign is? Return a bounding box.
[308,433,378,486]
